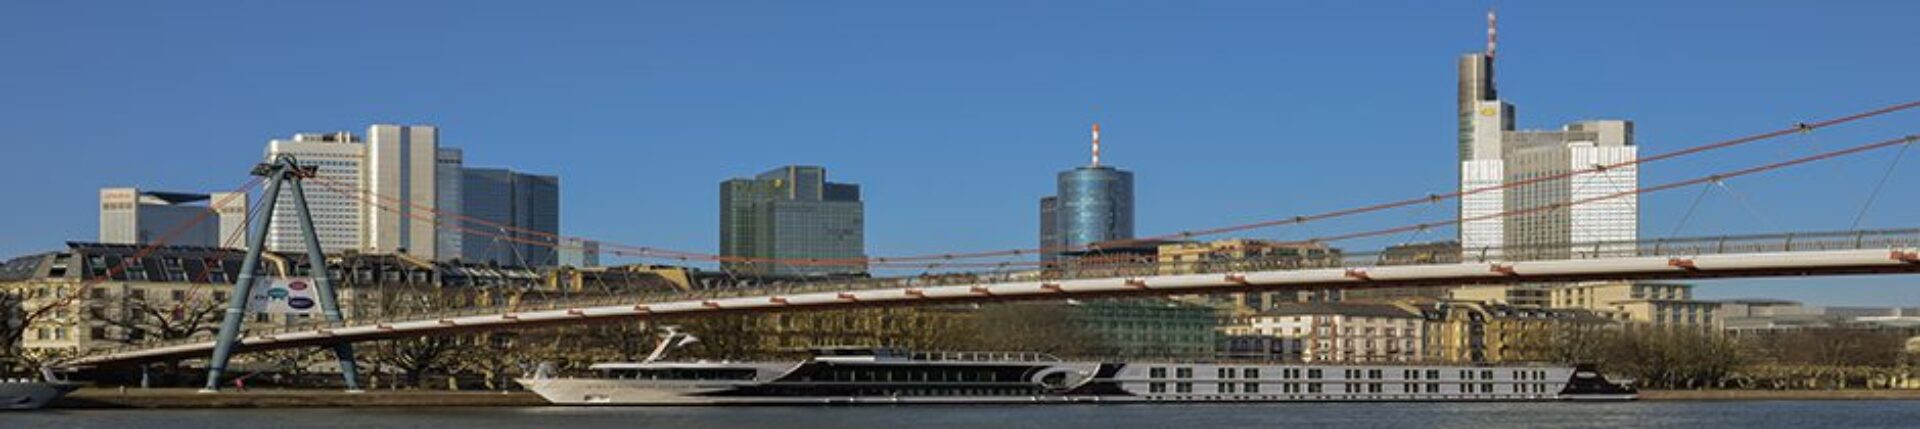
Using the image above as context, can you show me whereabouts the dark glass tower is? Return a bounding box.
[460,168,560,267]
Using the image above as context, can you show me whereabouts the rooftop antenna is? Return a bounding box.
[1090,123,1102,167]
[1486,7,1498,61]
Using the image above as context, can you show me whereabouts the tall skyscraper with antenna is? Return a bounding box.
[1455,9,1639,262]
[1041,123,1135,262]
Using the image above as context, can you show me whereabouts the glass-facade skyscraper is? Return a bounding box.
[1455,11,1637,261]
[461,168,561,267]
[1040,133,1135,262]
[720,165,866,277]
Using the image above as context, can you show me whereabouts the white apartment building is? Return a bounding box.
[1227,303,1426,363]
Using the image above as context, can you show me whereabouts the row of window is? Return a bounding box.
[1154,366,1551,382]
[1146,382,1553,395]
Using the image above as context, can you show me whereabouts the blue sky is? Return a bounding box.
[2,1,1917,305]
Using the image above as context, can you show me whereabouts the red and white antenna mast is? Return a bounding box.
[1090,123,1102,167]
[1486,8,1498,61]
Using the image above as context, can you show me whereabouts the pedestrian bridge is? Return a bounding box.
[62,229,1920,368]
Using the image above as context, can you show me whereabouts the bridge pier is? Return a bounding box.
[201,157,362,393]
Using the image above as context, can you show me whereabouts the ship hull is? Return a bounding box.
[0,382,80,410]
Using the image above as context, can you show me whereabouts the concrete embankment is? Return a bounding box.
[1641,389,1920,401]
[53,388,548,408]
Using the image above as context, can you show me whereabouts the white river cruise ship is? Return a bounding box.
[518,332,1635,405]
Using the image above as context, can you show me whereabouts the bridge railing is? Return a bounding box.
[81,228,1920,358]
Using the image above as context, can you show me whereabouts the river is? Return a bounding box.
[5,401,1918,428]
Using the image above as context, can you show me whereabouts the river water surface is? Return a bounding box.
[5,401,1918,428]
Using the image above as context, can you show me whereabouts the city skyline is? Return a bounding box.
[3,2,1918,305]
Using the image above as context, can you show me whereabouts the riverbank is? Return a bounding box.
[1639,389,1920,401]
[48,388,1920,408]
[53,388,547,408]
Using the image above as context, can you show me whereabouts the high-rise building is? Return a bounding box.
[261,125,487,260]
[558,237,601,268]
[98,188,248,248]
[1041,124,1134,262]
[1454,10,1637,260]
[434,148,465,262]
[263,131,366,254]
[365,124,441,260]
[461,168,561,267]
[1502,121,1638,260]
[719,165,866,276]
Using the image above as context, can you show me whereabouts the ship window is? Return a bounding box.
[1149,383,1165,393]
[1426,384,1439,393]
[1426,370,1440,379]
[1307,383,1322,393]
[1368,369,1383,379]
[1243,368,1259,379]
[1481,370,1494,380]
[1149,367,1166,379]
[1217,368,1233,379]
[1175,368,1193,379]
[609,368,757,380]
[1307,369,1322,379]
[1481,383,1493,393]
[1244,383,1259,393]
[1175,383,1192,393]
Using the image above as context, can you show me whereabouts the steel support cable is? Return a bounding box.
[1311,134,1920,245]
[326,101,1920,266]
[1713,180,1785,233]
[834,133,1920,269]
[1666,183,1715,238]
[1850,139,1913,229]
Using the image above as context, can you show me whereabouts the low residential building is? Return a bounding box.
[1223,302,1425,363]
[1419,300,1614,364]
[1549,282,1719,327]
[1,243,279,354]
[1449,284,1551,308]
[1157,239,1344,314]
[1720,299,1920,336]
[0,242,682,356]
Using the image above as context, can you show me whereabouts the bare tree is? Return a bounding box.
[0,283,82,376]
[363,335,464,389]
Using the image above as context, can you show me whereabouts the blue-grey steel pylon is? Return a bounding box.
[201,156,362,392]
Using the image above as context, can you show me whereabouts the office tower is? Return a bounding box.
[365,124,440,260]
[1458,9,1514,260]
[719,165,866,276]
[1041,124,1134,262]
[1455,10,1637,261]
[1502,121,1637,260]
[98,188,248,247]
[263,132,366,254]
[461,168,561,267]
[558,237,601,268]
[434,147,465,261]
